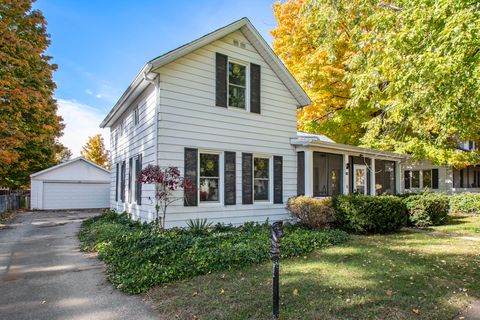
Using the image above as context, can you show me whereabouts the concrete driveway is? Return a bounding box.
[0,210,158,320]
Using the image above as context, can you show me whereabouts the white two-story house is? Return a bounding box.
[101,18,407,227]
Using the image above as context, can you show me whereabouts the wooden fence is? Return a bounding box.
[0,191,30,215]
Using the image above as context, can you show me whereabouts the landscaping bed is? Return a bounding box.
[79,211,348,294]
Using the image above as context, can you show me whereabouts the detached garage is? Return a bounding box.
[30,157,110,210]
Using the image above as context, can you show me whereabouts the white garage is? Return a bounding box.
[30,157,110,210]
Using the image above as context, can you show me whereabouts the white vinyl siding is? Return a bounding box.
[155,30,298,227]
[109,85,157,221]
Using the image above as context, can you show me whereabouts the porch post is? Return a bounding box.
[395,161,402,194]
[304,150,314,197]
[370,159,376,195]
[343,154,349,195]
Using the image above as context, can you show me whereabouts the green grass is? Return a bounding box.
[147,231,480,320]
[428,214,480,237]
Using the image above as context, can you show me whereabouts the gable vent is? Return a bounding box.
[233,39,247,49]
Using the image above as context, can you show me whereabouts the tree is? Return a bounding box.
[138,165,193,229]
[272,0,378,145]
[81,134,110,169]
[0,0,64,188]
[54,144,72,163]
[272,0,480,167]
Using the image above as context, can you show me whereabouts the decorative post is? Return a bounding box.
[270,221,284,320]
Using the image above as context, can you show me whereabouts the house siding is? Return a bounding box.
[155,30,298,227]
[109,85,157,221]
[402,159,451,193]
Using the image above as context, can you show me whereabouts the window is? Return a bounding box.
[228,61,247,109]
[254,157,269,201]
[133,107,139,126]
[423,170,432,188]
[375,160,396,195]
[313,152,342,196]
[199,153,220,202]
[411,171,420,188]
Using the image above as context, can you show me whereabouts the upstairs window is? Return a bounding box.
[133,107,139,126]
[199,153,220,202]
[254,157,269,201]
[228,61,246,109]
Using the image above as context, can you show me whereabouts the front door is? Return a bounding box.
[353,165,367,194]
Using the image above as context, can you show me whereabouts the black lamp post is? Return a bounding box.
[270,221,283,320]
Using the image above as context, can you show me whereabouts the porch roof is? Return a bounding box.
[291,133,408,161]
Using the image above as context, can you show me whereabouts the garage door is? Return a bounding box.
[43,182,110,210]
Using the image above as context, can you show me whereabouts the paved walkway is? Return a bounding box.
[0,210,158,320]
[403,227,480,320]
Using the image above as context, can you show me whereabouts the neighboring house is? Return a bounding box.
[30,157,110,210]
[404,141,480,194]
[100,18,407,227]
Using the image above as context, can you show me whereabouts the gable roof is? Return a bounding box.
[100,17,311,128]
[30,156,110,178]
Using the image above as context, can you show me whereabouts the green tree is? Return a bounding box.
[81,134,110,169]
[0,0,64,188]
[272,0,480,166]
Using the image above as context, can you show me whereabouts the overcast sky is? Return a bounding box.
[34,0,278,156]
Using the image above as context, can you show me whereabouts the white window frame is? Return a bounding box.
[198,150,223,206]
[406,170,421,189]
[227,58,250,112]
[253,155,272,203]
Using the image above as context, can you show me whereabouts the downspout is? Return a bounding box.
[143,65,161,223]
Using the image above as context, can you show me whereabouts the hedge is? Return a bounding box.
[450,193,480,215]
[332,194,408,234]
[286,196,336,229]
[402,193,450,227]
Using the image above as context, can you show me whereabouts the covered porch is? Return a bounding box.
[292,133,406,197]
[453,165,480,193]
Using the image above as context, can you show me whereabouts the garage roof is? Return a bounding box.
[30,157,110,178]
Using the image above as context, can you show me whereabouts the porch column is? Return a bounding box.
[370,159,376,195]
[395,161,402,194]
[343,154,349,195]
[304,150,314,197]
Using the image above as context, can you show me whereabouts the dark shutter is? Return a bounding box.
[297,152,305,196]
[120,160,126,202]
[404,170,411,189]
[115,163,119,202]
[135,155,142,204]
[273,156,283,203]
[215,53,228,107]
[250,63,261,114]
[242,153,253,204]
[184,148,198,206]
[366,158,371,195]
[224,151,236,205]
[432,169,439,189]
[128,158,133,203]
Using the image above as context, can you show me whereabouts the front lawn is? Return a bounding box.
[147,232,480,320]
[429,214,480,237]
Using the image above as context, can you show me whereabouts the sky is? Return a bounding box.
[33,0,278,156]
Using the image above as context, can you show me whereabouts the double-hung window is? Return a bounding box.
[254,157,269,201]
[228,61,247,109]
[422,170,432,188]
[199,153,220,202]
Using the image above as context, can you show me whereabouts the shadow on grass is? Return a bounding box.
[147,232,480,320]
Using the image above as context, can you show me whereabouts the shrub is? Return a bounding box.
[286,196,336,229]
[332,194,408,234]
[402,193,450,227]
[79,214,349,294]
[450,193,480,215]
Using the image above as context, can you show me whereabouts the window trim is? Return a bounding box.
[406,169,433,189]
[253,155,272,203]
[198,150,223,205]
[227,58,250,112]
